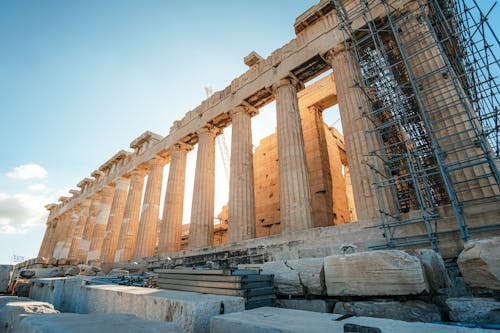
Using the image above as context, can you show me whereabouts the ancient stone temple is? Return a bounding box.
[37,0,499,267]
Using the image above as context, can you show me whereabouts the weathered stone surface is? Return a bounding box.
[108,269,130,276]
[0,299,58,332]
[17,313,185,333]
[19,270,35,279]
[447,298,500,324]
[78,264,100,276]
[211,307,494,333]
[0,265,12,293]
[0,297,32,309]
[333,300,442,322]
[30,277,244,333]
[13,281,31,297]
[324,250,427,296]
[65,266,80,276]
[457,237,500,290]
[276,299,332,313]
[262,258,324,296]
[416,249,451,292]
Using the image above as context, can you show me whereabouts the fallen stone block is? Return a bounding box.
[0,265,13,293]
[17,313,185,333]
[416,249,451,292]
[457,237,500,290]
[0,297,32,309]
[210,307,494,333]
[65,266,80,276]
[447,297,500,324]
[78,264,100,276]
[324,250,427,296]
[276,299,332,313]
[13,280,31,297]
[261,258,324,296]
[108,269,130,276]
[29,277,244,333]
[19,270,35,279]
[333,300,442,322]
[0,298,58,332]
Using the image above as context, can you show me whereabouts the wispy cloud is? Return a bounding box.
[28,183,47,191]
[6,163,48,180]
[0,192,48,234]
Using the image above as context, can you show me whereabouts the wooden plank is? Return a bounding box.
[247,287,275,297]
[231,269,260,276]
[157,283,245,296]
[158,274,241,282]
[155,269,228,275]
[157,278,272,290]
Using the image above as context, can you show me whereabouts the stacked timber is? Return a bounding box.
[156,268,275,309]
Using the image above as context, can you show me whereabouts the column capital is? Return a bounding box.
[196,124,222,138]
[230,104,258,118]
[148,155,167,168]
[271,76,303,92]
[322,44,347,63]
[173,141,194,153]
[130,167,148,178]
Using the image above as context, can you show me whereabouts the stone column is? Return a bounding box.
[398,8,498,201]
[77,191,102,262]
[158,143,192,254]
[38,220,55,258]
[87,184,115,262]
[326,47,379,221]
[100,176,131,263]
[189,125,220,249]
[60,207,80,259]
[134,156,165,259]
[52,212,70,258]
[228,106,257,242]
[273,77,314,233]
[67,198,92,260]
[115,168,146,262]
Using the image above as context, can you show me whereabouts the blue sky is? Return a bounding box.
[0,0,320,264]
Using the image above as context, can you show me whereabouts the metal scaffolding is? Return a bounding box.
[332,0,500,250]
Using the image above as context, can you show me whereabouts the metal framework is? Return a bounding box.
[332,0,500,250]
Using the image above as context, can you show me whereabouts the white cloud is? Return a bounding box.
[0,192,48,234]
[28,183,47,191]
[6,163,48,180]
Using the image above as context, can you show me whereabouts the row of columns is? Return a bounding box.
[38,46,375,263]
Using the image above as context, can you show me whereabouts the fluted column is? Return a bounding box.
[134,156,165,258]
[115,168,146,262]
[189,125,220,249]
[67,198,92,260]
[158,143,192,254]
[61,208,80,259]
[326,47,379,221]
[228,106,257,242]
[100,176,130,263]
[273,77,314,233]
[77,191,102,262]
[87,184,115,262]
[53,212,71,258]
[38,220,56,258]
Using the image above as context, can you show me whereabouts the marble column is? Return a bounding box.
[115,168,146,262]
[87,184,115,262]
[67,198,92,260]
[326,47,379,221]
[38,220,55,258]
[189,125,220,249]
[398,8,498,201]
[134,156,165,258]
[158,143,192,254]
[228,106,257,242]
[273,77,314,233]
[52,212,70,258]
[60,207,80,259]
[100,176,131,263]
[77,191,102,262]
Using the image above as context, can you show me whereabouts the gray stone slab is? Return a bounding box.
[276,299,332,313]
[210,307,496,333]
[29,277,244,333]
[16,313,185,333]
[0,298,58,332]
[0,265,13,293]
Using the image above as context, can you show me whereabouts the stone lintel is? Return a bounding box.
[130,131,163,150]
[99,150,131,172]
[77,178,93,189]
[91,170,105,181]
[294,0,335,35]
[69,189,81,197]
[244,51,263,68]
[58,196,71,203]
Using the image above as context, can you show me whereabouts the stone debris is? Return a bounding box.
[19,270,35,279]
[416,249,452,292]
[261,258,324,296]
[333,300,443,323]
[64,266,80,276]
[324,250,428,296]
[0,297,58,333]
[275,299,332,313]
[446,298,500,325]
[78,264,101,276]
[457,237,500,290]
[0,265,12,293]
